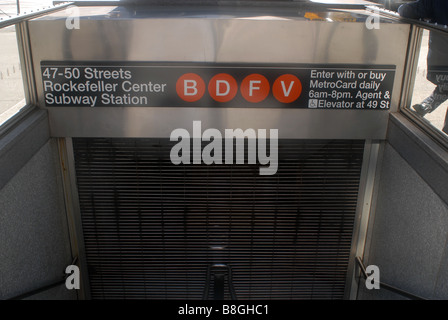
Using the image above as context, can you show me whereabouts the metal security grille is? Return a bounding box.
[73,138,364,300]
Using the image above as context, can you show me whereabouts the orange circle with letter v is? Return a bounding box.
[272,74,302,103]
[176,73,206,102]
[240,74,270,103]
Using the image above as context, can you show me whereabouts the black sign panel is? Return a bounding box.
[41,62,395,110]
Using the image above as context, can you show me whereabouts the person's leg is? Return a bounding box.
[412,85,448,116]
[443,108,448,134]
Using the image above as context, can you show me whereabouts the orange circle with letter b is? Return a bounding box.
[176,73,206,102]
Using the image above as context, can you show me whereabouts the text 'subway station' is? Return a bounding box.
[40,63,395,110]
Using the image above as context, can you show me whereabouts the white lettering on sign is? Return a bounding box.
[122,81,166,93]
[184,80,198,96]
[280,81,294,97]
[45,93,97,107]
[249,80,261,96]
[41,66,167,107]
[216,80,230,96]
[307,68,393,110]
[41,64,394,109]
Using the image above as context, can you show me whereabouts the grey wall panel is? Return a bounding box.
[0,139,75,300]
[387,114,448,205]
[359,143,448,300]
[0,109,50,191]
[23,283,76,300]
[433,246,448,299]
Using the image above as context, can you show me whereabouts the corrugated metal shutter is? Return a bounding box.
[73,138,364,299]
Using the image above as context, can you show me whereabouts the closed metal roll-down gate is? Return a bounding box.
[73,138,364,299]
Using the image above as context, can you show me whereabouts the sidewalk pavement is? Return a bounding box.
[0,1,52,121]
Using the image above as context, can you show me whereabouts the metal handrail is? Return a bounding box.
[0,2,74,29]
[51,0,382,10]
[202,264,238,300]
[366,5,448,34]
[355,257,427,300]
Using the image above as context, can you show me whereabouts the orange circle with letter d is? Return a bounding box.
[208,73,238,103]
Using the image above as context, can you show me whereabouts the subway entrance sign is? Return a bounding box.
[41,62,395,110]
